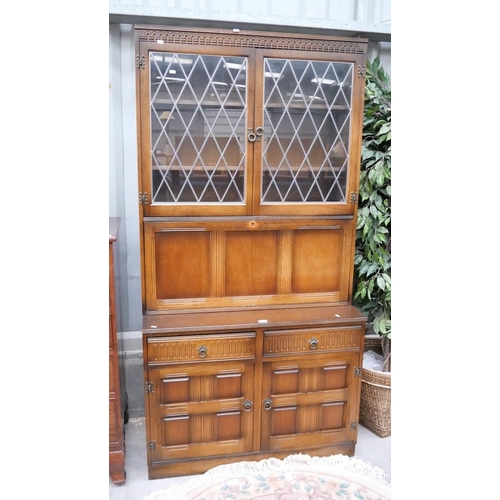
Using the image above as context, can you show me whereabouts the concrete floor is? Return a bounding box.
[109,418,391,500]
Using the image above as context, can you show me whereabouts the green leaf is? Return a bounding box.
[370,205,380,218]
[376,275,386,290]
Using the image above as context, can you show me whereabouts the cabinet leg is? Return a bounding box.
[109,451,126,484]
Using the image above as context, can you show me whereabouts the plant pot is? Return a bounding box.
[359,366,391,438]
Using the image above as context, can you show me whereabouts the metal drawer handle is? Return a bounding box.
[263,398,273,411]
[198,345,208,358]
[308,337,319,350]
[243,400,253,411]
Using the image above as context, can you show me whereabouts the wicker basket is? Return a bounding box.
[359,365,391,438]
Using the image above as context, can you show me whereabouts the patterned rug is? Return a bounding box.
[144,454,391,499]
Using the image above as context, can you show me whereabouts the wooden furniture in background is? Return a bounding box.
[135,26,368,479]
[109,217,126,484]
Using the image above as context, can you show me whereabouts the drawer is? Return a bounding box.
[147,332,256,366]
[263,326,363,356]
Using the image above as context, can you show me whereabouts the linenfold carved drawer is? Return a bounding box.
[263,327,362,356]
[147,332,256,365]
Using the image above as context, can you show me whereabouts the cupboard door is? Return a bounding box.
[260,352,361,451]
[252,50,366,216]
[147,361,254,462]
[138,44,255,217]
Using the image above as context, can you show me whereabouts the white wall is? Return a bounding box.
[109,1,391,334]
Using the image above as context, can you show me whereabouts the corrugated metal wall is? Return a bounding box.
[109,0,390,28]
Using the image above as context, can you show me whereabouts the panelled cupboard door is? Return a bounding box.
[147,361,255,463]
[260,352,361,451]
[135,27,367,218]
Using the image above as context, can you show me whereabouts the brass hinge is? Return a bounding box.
[136,55,146,70]
[350,422,358,431]
[354,366,362,376]
[139,192,149,205]
[145,382,154,393]
[357,65,366,78]
[148,441,156,451]
[350,192,358,204]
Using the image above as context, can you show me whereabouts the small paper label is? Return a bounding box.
[151,325,157,328]
[258,319,268,323]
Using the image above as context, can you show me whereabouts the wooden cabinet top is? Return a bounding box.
[143,303,366,334]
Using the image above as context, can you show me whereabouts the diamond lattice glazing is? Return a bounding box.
[261,59,353,203]
[150,53,247,204]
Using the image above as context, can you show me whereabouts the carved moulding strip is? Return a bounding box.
[137,29,366,55]
[147,334,256,365]
[263,328,362,355]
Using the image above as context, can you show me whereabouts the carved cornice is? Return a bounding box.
[136,28,366,55]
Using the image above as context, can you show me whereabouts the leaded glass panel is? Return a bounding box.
[150,53,247,204]
[261,59,353,203]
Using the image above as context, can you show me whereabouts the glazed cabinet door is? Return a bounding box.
[252,49,366,216]
[137,42,255,217]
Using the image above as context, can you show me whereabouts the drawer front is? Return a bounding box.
[263,326,362,356]
[147,332,256,365]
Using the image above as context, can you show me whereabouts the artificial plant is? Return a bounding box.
[353,57,391,367]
